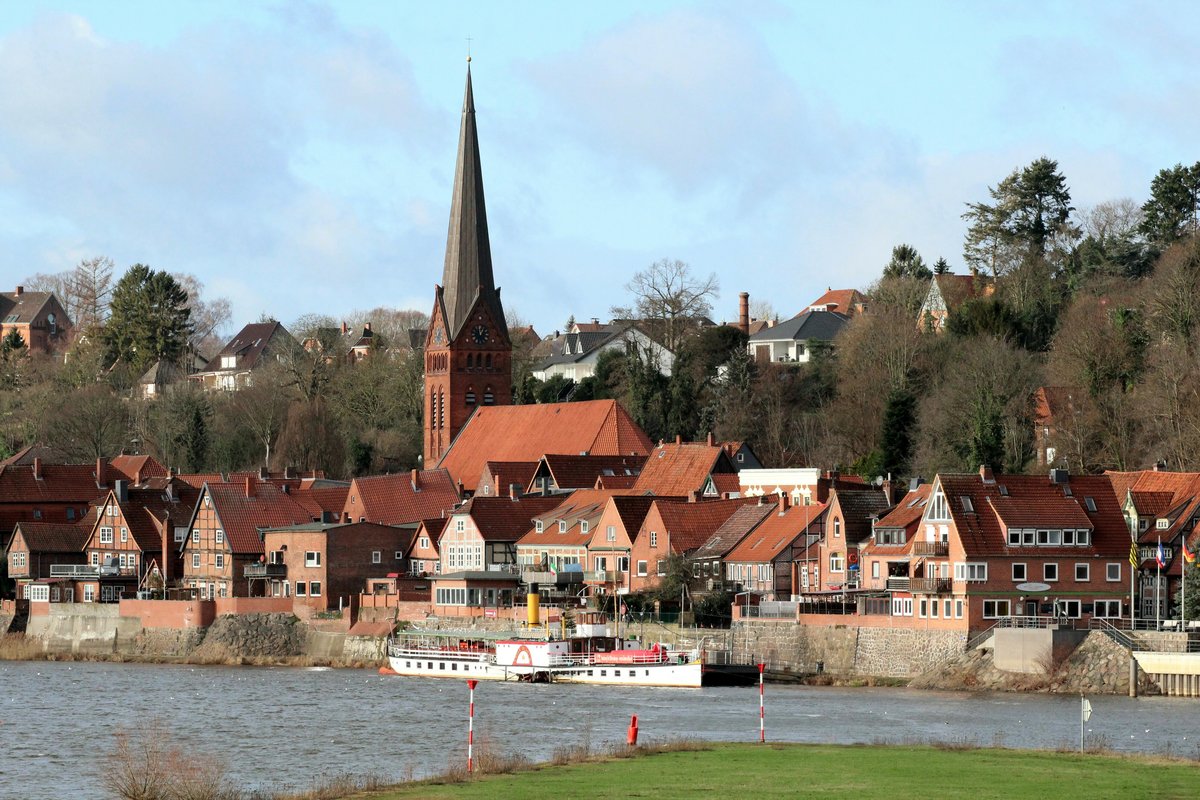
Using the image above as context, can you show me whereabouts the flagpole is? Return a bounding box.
[1156,536,1161,630]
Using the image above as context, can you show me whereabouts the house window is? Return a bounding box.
[1007,529,1020,546]
[1012,563,1027,582]
[192,554,200,569]
[833,518,841,538]
[918,599,927,618]
[66,507,75,521]
[372,551,382,564]
[456,519,466,533]
[296,582,307,596]
[1044,563,1059,582]
[580,521,589,534]
[100,527,113,544]
[310,581,321,597]
[606,526,616,542]
[215,554,225,569]
[928,490,950,521]
[120,527,128,543]
[649,531,658,548]
[419,537,430,550]
[1058,599,1081,618]
[1062,529,1075,546]
[618,556,629,573]
[954,562,987,582]
[871,561,879,579]
[693,562,701,578]
[657,560,666,576]
[395,551,404,560]
[91,552,99,566]
[305,552,321,567]
[1076,529,1090,546]
[637,560,648,576]
[1094,600,1122,618]
[559,521,567,533]
[955,599,964,618]
[1022,529,1035,545]
[192,529,200,543]
[944,599,952,618]
[830,553,844,573]
[983,600,1011,618]
[1106,563,1121,582]
[215,530,224,544]
[535,521,543,533]
[1075,563,1089,582]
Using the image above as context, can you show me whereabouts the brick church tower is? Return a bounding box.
[424,61,512,466]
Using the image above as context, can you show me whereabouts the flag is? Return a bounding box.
[1184,537,1196,565]
[1130,538,1139,568]
[1156,539,1166,569]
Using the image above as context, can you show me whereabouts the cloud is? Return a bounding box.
[522,9,848,206]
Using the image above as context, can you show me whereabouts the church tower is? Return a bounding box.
[424,61,512,466]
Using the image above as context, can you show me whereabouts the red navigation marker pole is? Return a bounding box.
[467,679,478,773]
[758,663,766,743]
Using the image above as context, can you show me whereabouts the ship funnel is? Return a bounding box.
[527,591,540,627]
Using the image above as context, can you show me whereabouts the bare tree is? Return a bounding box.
[612,258,719,353]
[173,273,232,359]
[68,256,115,332]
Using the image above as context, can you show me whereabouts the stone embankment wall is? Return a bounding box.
[734,620,967,678]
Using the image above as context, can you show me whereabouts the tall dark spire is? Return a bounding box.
[440,60,507,342]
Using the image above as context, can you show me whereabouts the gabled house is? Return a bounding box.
[533,320,675,382]
[0,458,116,537]
[406,518,448,576]
[191,321,296,391]
[916,273,994,333]
[515,489,622,603]
[0,285,71,353]
[525,453,646,496]
[180,477,311,599]
[631,437,736,498]
[435,399,654,493]
[430,494,564,616]
[6,518,93,601]
[818,487,893,591]
[581,495,661,595]
[720,441,762,471]
[341,469,460,526]
[859,483,931,593]
[725,499,828,600]
[288,481,351,523]
[74,478,200,602]
[748,309,848,364]
[690,501,777,590]
[627,497,751,594]
[476,461,539,498]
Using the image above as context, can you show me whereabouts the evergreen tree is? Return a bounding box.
[883,244,932,279]
[933,257,951,275]
[666,348,699,440]
[963,158,1074,275]
[967,386,1005,470]
[170,391,212,473]
[879,387,917,478]
[1141,162,1200,250]
[1,328,25,355]
[105,264,193,374]
[1175,556,1200,620]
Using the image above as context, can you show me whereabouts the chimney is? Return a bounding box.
[687,491,698,503]
[779,494,790,514]
[134,464,142,486]
[168,465,178,479]
[411,469,420,491]
[509,483,521,500]
[675,434,682,445]
[341,321,348,335]
[457,480,465,497]
[96,457,106,487]
[259,466,269,479]
[757,495,765,506]
[15,285,23,296]
[115,479,128,503]
[591,317,599,325]
[706,431,715,447]
[365,321,372,332]
[245,474,255,498]
[881,473,895,506]
[32,457,41,480]
[979,465,995,484]
[738,292,749,335]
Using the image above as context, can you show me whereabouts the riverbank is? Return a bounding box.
[326,742,1199,800]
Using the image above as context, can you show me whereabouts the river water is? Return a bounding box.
[2,661,1198,799]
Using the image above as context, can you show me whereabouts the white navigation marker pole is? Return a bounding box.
[1080,696,1092,753]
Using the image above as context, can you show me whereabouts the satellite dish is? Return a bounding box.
[874,475,884,486]
[1016,582,1051,593]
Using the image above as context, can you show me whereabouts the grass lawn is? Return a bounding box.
[344,743,1200,800]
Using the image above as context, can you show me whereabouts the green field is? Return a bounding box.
[346,743,1200,800]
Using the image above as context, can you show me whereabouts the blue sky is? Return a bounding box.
[1,1,1196,337]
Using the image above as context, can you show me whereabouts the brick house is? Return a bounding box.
[524,454,647,495]
[0,458,115,538]
[723,499,828,599]
[690,501,777,591]
[627,497,750,594]
[190,321,297,391]
[406,518,447,577]
[6,519,92,601]
[0,285,71,353]
[631,437,736,497]
[818,487,892,591]
[260,521,412,610]
[180,477,311,599]
[475,461,539,498]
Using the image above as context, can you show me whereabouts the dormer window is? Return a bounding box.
[580,521,589,534]
[221,355,236,369]
[558,521,567,533]
[535,521,543,533]
[1157,519,1169,530]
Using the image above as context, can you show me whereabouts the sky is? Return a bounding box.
[1,1,1197,339]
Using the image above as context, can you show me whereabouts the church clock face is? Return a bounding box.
[472,324,489,344]
[432,327,445,346]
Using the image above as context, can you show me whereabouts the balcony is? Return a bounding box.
[50,564,134,579]
[244,563,287,578]
[584,570,620,584]
[886,576,910,591]
[909,577,952,594]
[913,541,949,557]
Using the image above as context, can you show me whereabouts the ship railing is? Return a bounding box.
[550,651,675,667]
[387,644,493,662]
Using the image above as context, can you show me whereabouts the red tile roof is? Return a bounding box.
[535,454,646,492]
[289,484,351,520]
[204,481,313,554]
[517,490,612,548]
[10,520,92,553]
[109,455,168,484]
[109,481,201,553]
[937,473,1128,558]
[726,503,826,564]
[594,474,639,490]
[457,495,567,542]
[807,288,866,315]
[651,497,755,554]
[480,461,540,497]
[633,442,730,496]
[437,400,653,492]
[344,470,460,526]
[873,485,932,531]
[1033,386,1078,425]
[693,502,777,560]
